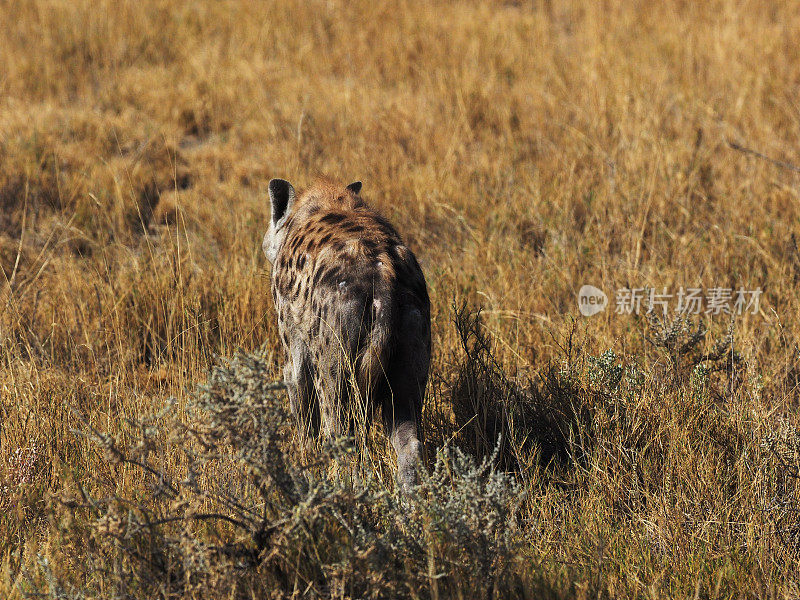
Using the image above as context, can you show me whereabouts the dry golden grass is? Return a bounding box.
[1,0,800,597]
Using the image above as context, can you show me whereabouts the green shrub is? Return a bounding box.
[30,351,529,600]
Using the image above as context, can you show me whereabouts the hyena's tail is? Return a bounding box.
[356,259,394,396]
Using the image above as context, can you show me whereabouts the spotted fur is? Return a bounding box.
[263,177,431,491]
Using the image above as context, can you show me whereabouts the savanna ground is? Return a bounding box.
[1,0,800,598]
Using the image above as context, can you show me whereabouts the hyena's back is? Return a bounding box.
[264,178,430,491]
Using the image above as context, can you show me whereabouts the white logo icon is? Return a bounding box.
[578,285,608,316]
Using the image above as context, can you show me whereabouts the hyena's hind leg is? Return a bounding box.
[381,305,430,493]
[315,356,350,440]
[285,340,319,441]
[315,297,369,440]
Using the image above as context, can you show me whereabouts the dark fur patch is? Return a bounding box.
[319,267,341,287]
[344,224,365,234]
[321,213,346,225]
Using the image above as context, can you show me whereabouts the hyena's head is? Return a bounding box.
[262,178,364,264]
[263,178,296,264]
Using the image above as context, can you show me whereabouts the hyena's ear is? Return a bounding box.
[269,179,295,225]
[346,181,362,195]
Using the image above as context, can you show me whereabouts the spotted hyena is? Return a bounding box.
[263,177,431,491]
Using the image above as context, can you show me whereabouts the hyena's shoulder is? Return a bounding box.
[272,181,426,309]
